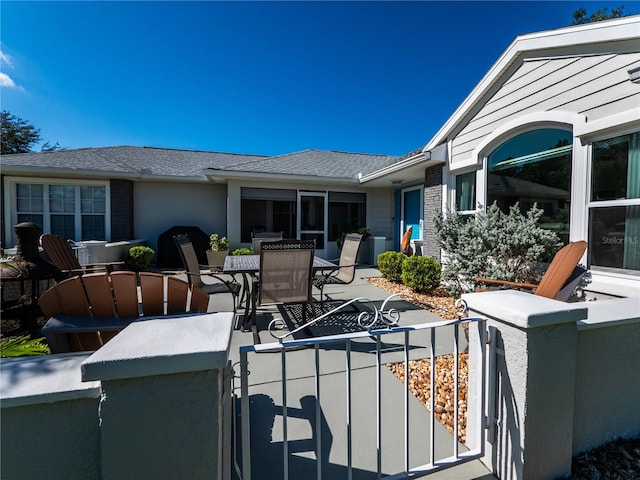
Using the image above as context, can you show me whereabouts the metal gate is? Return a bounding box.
[233,300,490,480]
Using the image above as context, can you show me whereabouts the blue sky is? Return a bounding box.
[2,1,638,156]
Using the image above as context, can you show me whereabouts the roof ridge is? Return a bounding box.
[138,145,269,157]
[272,148,398,158]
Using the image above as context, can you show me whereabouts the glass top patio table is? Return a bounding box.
[223,254,337,331]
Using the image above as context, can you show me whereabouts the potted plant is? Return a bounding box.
[206,233,230,269]
[337,225,371,263]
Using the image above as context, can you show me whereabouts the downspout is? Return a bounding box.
[393,188,401,251]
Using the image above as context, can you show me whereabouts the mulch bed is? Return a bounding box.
[365,275,640,475]
[570,436,640,479]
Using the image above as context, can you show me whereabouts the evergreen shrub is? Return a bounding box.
[401,255,441,293]
[434,202,562,296]
[125,246,155,272]
[377,251,405,282]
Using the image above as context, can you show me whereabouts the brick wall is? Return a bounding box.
[110,180,133,241]
[423,165,442,260]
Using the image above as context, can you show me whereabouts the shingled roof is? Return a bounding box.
[1,146,399,181]
[1,146,267,178]
[212,149,399,179]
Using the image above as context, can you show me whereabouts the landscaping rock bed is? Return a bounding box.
[366,276,469,441]
[387,353,469,443]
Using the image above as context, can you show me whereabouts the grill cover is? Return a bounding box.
[156,226,210,268]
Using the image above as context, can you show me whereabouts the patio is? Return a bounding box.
[0,264,495,479]
[224,266,495,479]
[2,264,638,479]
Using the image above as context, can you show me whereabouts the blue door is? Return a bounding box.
[401,187,423,241]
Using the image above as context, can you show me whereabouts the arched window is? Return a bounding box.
[487,128,573,244]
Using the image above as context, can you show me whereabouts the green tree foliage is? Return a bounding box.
[434,202,562,296]
[1,111,40,154]
[571,6,627,25]
[0,110,61,154]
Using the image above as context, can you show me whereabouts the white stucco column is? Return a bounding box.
[82,313,235,480]
[0,353,101,479]
[462,291,587,480]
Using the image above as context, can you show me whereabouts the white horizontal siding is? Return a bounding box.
[488,56,580,111]
[480,55,619,123]
[578,92,640,121]
[450,51,640,166]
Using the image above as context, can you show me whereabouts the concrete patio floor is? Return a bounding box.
[215,267,496,480]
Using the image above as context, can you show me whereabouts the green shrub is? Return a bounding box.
[232,247,253,256]
[125,245,155,271]
[401,255,442,293]
[433,202,562,296]
[377,251,405,282]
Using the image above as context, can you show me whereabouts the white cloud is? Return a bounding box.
[0,50,23,90]
[0,51,12,67]
[0,72,17,88]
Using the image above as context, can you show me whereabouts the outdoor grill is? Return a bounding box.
[0,222,62,336]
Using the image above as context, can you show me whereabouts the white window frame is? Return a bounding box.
[3,177,111,246]
[452,169,479,215]
[584,128,640,278]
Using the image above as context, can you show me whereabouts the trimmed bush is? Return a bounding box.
[377,251,405,282]
[125,246,154,272]
[401,255,441,293]
[232,247,253,256]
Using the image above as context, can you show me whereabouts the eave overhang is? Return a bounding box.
[358,150,443,187]
[1,165,208,183]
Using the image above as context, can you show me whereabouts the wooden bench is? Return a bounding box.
[39,271,209,353]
